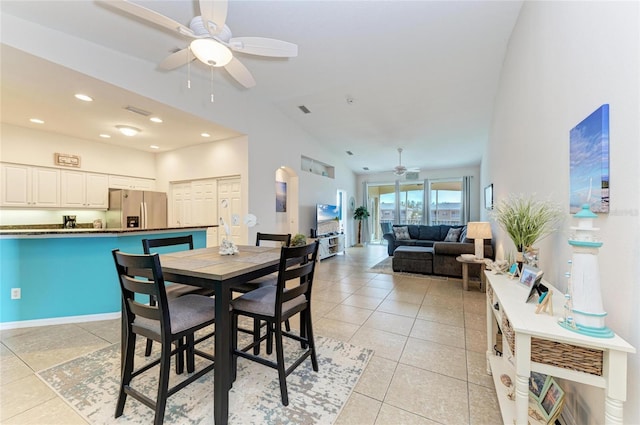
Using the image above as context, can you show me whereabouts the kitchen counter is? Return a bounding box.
[1,226,216,325]
[0,225,217,238]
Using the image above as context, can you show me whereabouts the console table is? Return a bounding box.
[485,272,635,424]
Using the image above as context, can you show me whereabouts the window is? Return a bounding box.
[428,179,462,225]
[398,182,424,225]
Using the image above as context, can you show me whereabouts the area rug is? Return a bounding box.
[38,334,373,425]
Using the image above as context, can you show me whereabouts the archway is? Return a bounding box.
[275,166,299,236]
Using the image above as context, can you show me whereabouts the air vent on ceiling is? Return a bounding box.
[405,171,420,180]
[298,105,311,114]
[125,105,152,116]
[362,167,369,171]
[346,151,353,156]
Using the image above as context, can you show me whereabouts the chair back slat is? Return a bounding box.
[256,232,291,248]
[142,235,194,254]
[274,242,319,316]
[112,249,172,337]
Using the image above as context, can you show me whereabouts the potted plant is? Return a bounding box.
[291,233,307,247]
[353,206,370,246]
[491,194,563,264]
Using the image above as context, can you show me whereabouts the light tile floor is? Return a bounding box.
[0,244,501,424]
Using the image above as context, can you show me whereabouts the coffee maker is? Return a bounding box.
[63,215,77,229]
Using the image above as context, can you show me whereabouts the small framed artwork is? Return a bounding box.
[275,181,287,213]
[529,372,565,423]
[519,265,540,289]
[484,184,494,210]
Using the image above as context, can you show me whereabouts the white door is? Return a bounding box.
[171,182,192,226]
[217,177,242,245]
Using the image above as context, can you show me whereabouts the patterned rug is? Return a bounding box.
[38,333,372,425]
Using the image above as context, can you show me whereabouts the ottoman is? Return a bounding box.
[392,246,433,274]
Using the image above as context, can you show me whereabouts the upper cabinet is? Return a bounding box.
[60,170,109,209]
[109,175,156,190]
[1,164,60,207]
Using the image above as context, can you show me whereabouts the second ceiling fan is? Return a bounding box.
[104,0,298,88]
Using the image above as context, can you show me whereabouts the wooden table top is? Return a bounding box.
[159,245,282,281]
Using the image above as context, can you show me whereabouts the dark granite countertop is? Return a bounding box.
[0,225,217,237]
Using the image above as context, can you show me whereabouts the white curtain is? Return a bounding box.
[361,181,370,244]
[461,175,472,224]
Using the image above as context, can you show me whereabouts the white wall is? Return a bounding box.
[484,2,639,423]
[0,123,156,177]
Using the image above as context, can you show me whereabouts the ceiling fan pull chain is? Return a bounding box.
[210,66,215,103]
[187,48,192,89]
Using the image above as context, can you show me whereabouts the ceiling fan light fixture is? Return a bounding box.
[190,39,232,67]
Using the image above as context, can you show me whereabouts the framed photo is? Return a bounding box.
[484,184,494,210]
[529,371,547,400]
[529,372,565,423]
[275,181,287,213]
[519,265,540,289]
[541,379,565,422]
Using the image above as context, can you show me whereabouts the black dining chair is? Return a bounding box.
[230,232,291,354]
[112,249,215,425]
[142,236,216,371]
[231,241,319,406]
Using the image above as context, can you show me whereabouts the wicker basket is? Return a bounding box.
[531,338,603,376]
[500,312,604,376]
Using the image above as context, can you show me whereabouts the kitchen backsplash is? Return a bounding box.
[0,209,106,227]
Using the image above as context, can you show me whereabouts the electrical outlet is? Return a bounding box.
[11,288,21,299]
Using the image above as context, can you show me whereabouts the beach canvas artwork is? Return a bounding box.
[569,104,610,213]
[276,181,287,212]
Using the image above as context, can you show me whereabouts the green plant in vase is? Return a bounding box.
[353,206,370,246]
[491,194,563,266]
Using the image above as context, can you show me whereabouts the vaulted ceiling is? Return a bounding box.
[0,1,522,174]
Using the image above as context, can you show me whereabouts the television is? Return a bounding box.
[315,203,340,236]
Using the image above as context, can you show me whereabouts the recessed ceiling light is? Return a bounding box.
[116,125,141,137]
[30,118,45,124]
[201,132,211,137]
[99,134,111,139]
[149,117,163,123]
[74,93,93,102]
[150,145,160,149]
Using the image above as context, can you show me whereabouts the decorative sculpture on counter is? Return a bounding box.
[558,204,613,337]
[219,216,238,255]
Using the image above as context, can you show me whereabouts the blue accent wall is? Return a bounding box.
[0,230,206,323]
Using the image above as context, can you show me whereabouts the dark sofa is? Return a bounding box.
[383,224,493,278]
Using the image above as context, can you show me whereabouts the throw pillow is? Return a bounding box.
[459,226,468,242]
[444,227,462,242]
[393,226,411,240]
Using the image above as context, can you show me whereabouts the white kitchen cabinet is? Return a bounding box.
[61,170,108,208]
[1,163,60,207]
[108,175,156,190]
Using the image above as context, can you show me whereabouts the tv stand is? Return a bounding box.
[315,234,345,261]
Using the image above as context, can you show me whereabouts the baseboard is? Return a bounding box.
[0,312,120,330]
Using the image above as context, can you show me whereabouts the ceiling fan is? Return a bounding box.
[393,148,420,178]
[103,0,298,88]
[393,148,408,176]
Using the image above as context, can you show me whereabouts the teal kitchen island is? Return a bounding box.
[0,227,212,327]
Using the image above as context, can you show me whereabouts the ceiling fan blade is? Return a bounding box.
[228,37,298,58]
[199,0,227,36]
[224,57,256,88]
[159,48,194,70]
[104,0,195,37]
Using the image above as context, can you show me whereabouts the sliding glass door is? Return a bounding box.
[428,179,462,225]
[399,182,424,225]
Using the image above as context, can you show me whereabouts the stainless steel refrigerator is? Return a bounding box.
[106,189,167,229]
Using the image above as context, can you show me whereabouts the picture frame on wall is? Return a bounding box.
[484,184,493,210]
[569,104,610,213]
[275,181,287,213]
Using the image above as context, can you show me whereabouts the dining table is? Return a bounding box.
[137,244,282,425]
